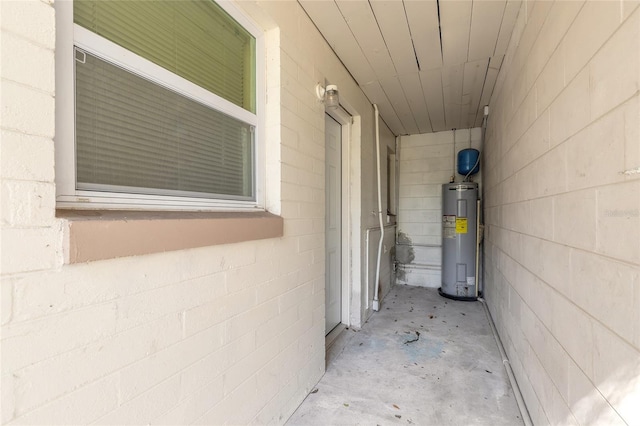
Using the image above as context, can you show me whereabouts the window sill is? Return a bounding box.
[57,209,283,264]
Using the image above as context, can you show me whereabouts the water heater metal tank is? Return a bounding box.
[440,182,478,301]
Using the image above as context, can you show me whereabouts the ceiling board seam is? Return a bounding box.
[436,0,444,62]
[473,60,491,124]
[372,105,397,137]
[491,1,510,56]
[476,56,504,127]
[417,75,434,133]
[396,78,422,134]
[336,1,395,81]
[301,0,510,136]
[401,1,421,72]
[465,0,474,63]
[297,1,365,90]
[379,81,410,135]
[367,0,399,77]
[439,69,448,130]
[485,54,505,107]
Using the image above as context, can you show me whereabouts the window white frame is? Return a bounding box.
[55,0,266,211]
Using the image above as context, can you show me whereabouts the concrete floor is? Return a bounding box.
[287,285,524,425]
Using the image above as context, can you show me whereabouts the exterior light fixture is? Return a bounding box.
[316,83,339,109]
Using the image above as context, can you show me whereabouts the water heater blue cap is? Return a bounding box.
[457,148,480,176]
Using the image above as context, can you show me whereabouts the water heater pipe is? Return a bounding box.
[372,104,384,312]
[450,129,456,182]
[463,151,480,182]
[478,104,489,296]
[475,199,481,298]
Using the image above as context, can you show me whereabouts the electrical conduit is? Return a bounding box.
[372,104,384,312]
[478,297,533,426]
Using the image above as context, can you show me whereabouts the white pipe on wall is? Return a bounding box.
[372,104,384,312]
[365,224,396,310]
[364,229,370,309]
[475,199,481,298]
[395,135,400,217]
[479,297,533,426]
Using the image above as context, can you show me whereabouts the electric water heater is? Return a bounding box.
[440,182,478,301]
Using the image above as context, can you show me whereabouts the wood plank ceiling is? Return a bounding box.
[299,0,522,135]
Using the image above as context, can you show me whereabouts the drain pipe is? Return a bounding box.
[372,104,384,312]
[478,297,533,426]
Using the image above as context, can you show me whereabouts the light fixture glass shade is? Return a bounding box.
[325,84,339,108]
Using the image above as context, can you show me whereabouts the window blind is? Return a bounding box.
[76,51,253,199]
[74,0,256,113]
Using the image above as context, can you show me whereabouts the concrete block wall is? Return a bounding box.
[397,128,482,288]
[484,1,640,424]
[1,0,379,424]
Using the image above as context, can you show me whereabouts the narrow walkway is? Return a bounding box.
[287,285,524,425]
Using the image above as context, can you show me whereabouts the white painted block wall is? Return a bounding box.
[484,1,640,424]
[397,128,482,288]
[0,0,381,424]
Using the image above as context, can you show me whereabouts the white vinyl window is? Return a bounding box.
[55,0,265,211]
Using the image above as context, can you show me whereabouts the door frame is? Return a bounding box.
[325,106,352,327]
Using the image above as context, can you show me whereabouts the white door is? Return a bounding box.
[325,114,342,335]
